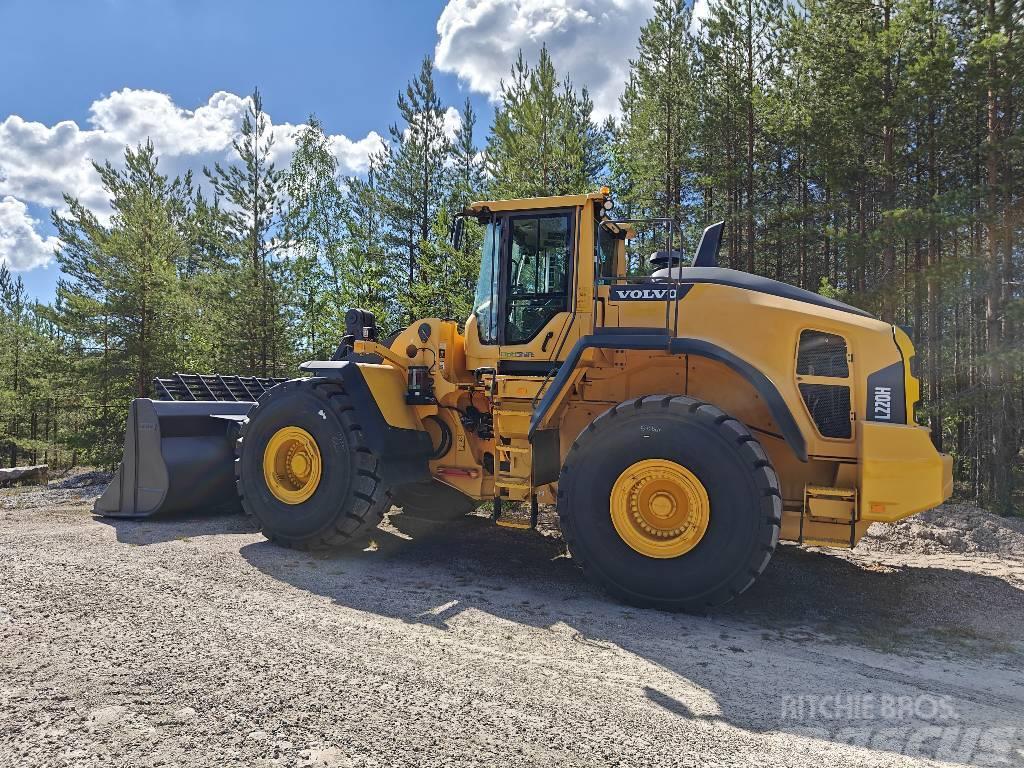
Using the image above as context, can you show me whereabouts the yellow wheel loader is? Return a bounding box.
[95,189,953,610]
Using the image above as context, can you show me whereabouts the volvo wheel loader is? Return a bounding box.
[95,188,953,610]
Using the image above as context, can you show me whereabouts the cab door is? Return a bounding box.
[497,209,575,371]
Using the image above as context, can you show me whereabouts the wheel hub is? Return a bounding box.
[263,426,322,505]
[610,459,710,558]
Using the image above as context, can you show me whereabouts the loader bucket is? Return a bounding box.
[94,398,255,518]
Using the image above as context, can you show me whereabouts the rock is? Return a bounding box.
[88,705,127,727]
[302,747,352,767]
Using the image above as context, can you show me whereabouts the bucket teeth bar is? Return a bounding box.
[153,373,287,402]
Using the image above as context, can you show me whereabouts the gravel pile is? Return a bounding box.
[858,502,1024,558]
[52,469,113,490]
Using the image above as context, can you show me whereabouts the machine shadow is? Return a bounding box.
[94,506,257,546]
[239,512,1024,759]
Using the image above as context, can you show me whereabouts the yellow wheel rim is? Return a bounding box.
[609,459,710,559]
[262,426,322,505]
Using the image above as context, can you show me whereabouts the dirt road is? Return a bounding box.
[2,477,1023,767]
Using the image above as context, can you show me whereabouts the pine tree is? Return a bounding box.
[613,0,696,227]
[50,141,197,464]
[0,266,30,465]
[450,98,485,208]
[0,267,66,467]
[410,98,487,324]
[204,88,291,377]
[378,57,452,315]
[280,115,349,357]
[343,160,396,331]
[486,46,606,198]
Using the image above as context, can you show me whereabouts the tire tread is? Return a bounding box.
[235,378,392,550]
[557,394,782,611]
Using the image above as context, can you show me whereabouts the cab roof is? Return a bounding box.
[467,190,606,214]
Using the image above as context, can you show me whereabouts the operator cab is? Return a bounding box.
[472,209,573,347]
[456,193,603,373]
[456,190,725,371]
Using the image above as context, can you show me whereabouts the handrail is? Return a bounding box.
[596,216,681,337]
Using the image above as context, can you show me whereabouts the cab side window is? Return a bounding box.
[595,216,618,280]
[505,212,571,344]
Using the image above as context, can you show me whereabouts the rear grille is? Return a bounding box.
[153,373,287,402]
[797,331,849,377]
[799,384,852,439]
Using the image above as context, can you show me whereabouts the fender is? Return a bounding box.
[528,332,808,462]
[300,361,433,485]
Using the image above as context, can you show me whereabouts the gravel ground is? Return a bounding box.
[1,473,1023,767]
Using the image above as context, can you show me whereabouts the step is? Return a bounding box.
[496,445,531,455]
[495,519,532,530]
[805,485,856,500]
[804,485,857,523]
[801,536,854,548]
[494,478,531,501]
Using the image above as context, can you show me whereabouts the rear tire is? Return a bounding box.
[235,378,392,550]
[558,395,781,611]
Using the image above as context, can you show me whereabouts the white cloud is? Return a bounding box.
[690,0,710,34]
[328,133,386,174]
[0,196,61,271]
[443,106,462,141]
[435,0,654,120]
[0,88,382,271]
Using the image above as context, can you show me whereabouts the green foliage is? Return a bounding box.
[612,0,696,227]
[204,88,292,377]
[375,57,453,324]
[48,141,202,464]
[486,46,607,198]
[280,115,350,358]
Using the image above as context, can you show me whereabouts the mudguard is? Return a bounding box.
[529,332,808,462]
[299,361,434,486]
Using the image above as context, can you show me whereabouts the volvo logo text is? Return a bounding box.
[610,284,680,301]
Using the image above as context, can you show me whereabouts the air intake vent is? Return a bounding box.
[799,384,852,439]
[797,331,849,377]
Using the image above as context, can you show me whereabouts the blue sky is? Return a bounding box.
[0,0,667,301]
[2,0,459,139]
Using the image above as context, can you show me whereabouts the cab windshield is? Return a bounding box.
[472,219,501,343]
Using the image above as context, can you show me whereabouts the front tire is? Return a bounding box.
[558,395,781,610]
[235,378,392,550]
